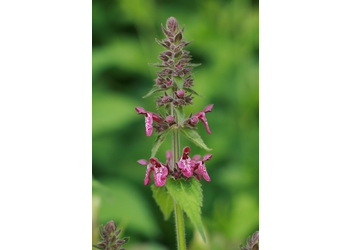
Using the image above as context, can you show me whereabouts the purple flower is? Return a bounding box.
[135,106,162,136]
[177,146,195,178]
[190,104,213,134]
[193,154,212,182]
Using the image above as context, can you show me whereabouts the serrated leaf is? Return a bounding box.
[166,177,206,242]
[151,128,171,157]
[151,184,174,220]
[180,127,212,151]
[143,86,165,98]
[183,87,203,97]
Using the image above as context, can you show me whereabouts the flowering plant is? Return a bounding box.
[136,17,213,249]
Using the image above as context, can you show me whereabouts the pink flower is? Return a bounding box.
[137,156,169,187]
[177,146,195,178]
[190,104,213,134]
[135,106,162,136]
[150,158,168,187]
[193,154,212,182]
[137,159,152,185]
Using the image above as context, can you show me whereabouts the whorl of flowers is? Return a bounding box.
[136,17,213,187]
[93,220,129,250]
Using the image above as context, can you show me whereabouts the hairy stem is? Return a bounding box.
[174,199,186,250]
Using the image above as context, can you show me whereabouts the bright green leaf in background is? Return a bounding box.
[166,177,206,242]
[151,184,174,220]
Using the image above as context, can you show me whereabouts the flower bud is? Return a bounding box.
[166,78,172,86]
[174,171,180,179]
[166,16,179,35]
[156,77,163,85]
[190,116,199,124]
[177,89,185,98]
[166,115,175,124]
[162,95,169,103]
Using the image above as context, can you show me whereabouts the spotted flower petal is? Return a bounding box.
[196,161,210,182]
[138,159,153,186]
[144,164,153,185]
[195,153,212,182]
[135,106,162,136]
[150,157,168,187]
[177,146,195,178]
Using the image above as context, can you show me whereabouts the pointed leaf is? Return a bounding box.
[180,127,212,151]
[183,87,203,97]
[151,184,174,220]
[155,38,169,49]
[143,86,165,98]
[151,128,171,157]
[149,63,168,68]
[183,40,193,47]
[166,177,206,241]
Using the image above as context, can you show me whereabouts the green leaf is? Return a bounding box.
[151,184,174,220]
[151,128,171,157]
[166,177,206,242]
[180,127,212,151]
[149,63,168,68]
[183,87,203,97]
[143,86,165,98]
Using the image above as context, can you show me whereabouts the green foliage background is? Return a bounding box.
[92,0,259,249]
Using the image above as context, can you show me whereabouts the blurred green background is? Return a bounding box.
[92,0,258,249]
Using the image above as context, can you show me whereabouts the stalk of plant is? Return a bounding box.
[136,17,213,250]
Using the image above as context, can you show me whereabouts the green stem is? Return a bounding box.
[174,199,186,250]
[171,81,186,250]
